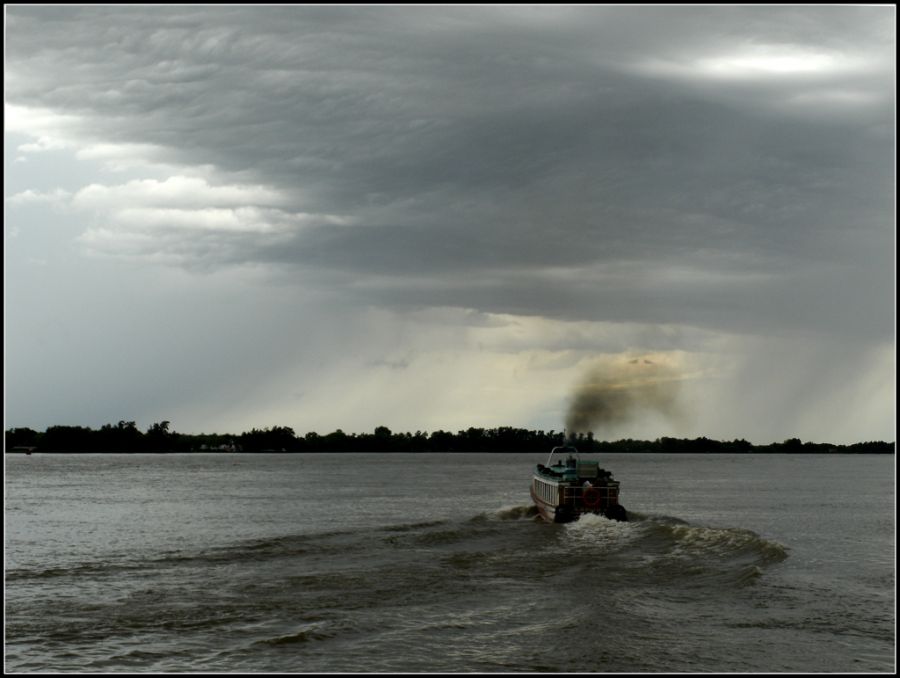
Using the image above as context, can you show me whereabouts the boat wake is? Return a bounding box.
[559,508,788,588]
[7,504,792,674]
[486,504,540,521]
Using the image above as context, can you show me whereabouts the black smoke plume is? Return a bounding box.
[565,356,684,438]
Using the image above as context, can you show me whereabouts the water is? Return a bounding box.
[5,452,895,672]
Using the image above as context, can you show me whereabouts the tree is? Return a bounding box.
[781,438,803,453]
[146,420,173,451]
[147,420,171,435]
[5,427,39,449]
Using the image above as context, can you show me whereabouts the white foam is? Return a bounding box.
[564,512,639,551]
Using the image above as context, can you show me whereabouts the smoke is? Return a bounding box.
[565,355,685,438]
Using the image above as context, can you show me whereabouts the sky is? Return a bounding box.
[4,5,896,444]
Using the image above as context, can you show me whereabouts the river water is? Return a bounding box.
[4,452,895,672]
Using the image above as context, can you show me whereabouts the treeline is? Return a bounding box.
[4,422,895,454]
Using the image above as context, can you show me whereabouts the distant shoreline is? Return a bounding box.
[6,423,894,455]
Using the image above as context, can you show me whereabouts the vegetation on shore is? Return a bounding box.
[4,421,894,454]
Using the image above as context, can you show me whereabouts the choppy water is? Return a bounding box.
[5,452,895,672]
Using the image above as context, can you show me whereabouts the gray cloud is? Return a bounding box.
[8,10,893,271]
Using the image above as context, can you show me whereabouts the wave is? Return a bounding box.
[7,528,371,581]
[6,560,146,581]
[558,508,788,589]
[254,624,332,646]
[380,520,449,532]
[562,508,786,562]
[470,504,540,522]
[5,508,534,584]
[648,521,788,564]
[7,506,787,596]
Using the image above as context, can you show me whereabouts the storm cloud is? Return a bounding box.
[5,6,895,442]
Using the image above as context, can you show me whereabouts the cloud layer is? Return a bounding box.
[5,6,895,441]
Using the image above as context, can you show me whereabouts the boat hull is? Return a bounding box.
[530,484,626,523]
[530,485,564,523]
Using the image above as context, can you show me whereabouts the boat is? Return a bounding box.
[530,444,627,523]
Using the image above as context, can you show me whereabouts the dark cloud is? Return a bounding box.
[6,5,895,345]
